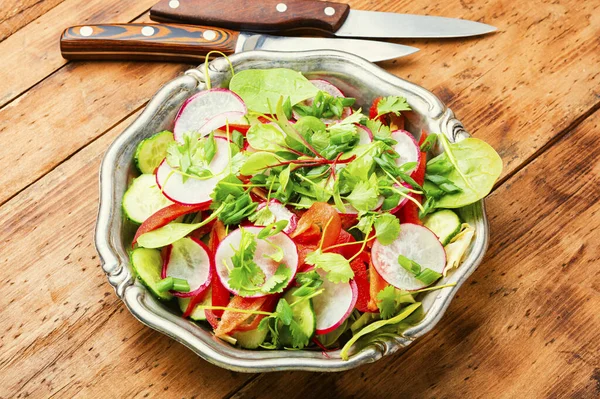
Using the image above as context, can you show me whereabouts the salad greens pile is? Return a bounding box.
[122,65,502,360]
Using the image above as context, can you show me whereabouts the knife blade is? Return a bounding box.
[59,23,418,63]
[150,0,497,38]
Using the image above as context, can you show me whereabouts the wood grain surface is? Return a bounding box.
[0,0,599,397]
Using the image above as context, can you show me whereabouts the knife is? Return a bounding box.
[60,23,418,63]
[150,0,497,38]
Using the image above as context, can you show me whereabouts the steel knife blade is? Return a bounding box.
[150,0,497,39]
[60,23,418,63]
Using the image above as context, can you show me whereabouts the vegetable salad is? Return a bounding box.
[123,66,502,359]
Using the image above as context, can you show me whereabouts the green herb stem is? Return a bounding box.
[195,305,274,316]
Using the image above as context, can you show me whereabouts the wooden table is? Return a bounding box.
[1,0,599,397]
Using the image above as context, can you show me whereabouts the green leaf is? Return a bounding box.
[276,299,293,326]
[228,228,265,294]
[211,174,244,202]
[246,123,287,152]
[257,220,289,239]
[279,164,291,192]
[420,134,438,152]
[304,249,354,283]
[376,285,399,319]
[376,96,411,117]
[425,137,502,208]
[229,68,319,113]
[289,319,310,349]
[218,193,258,225]
[366,119,391,139]
[261,264,292,294]
[249,204,276,226]
[240,152,282,175]
[340,302,421,360]
[345,174,379,212]
[203,132,216,163]
[374,213,400,245]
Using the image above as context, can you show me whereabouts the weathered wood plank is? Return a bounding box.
[0,0,159,107]
[0,0,66,42]
[229,111,600,398]
[0,113,254,399]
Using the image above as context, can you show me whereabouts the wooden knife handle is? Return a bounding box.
[60,23,239,63]
[150,0,350,34]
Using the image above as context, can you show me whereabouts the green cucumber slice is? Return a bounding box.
[122,174,172,224]
[279,287,316,347]
[178,289,212,321]
[130,248,172,301]
[134,130,174,174]
[423,209,462,245]
[232,327,268,349]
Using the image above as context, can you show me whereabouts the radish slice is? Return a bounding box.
[215,226,299,298]
[313,269,358,335]
[156,137,230,205]
[255,200,298,234]
[389,183,414,214]
[372,223,446,291]
[292,79,351,121]
[173,89,246,142]
[391,130,420,175]
[356,125,373,145]
[162,237,212,298]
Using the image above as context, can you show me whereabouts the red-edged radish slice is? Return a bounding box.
[391,130,420,175]
[389,183,414,214]
[162,237,212,298]
[313,268,358,335]
[372,223,446,291]
[215,226,299,298]
[156,137,230,205]
[356,125,373,145]
[255,200,298,234]
[173,89,246,142]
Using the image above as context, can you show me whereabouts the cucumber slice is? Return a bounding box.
[130,248,172,301]
[134,130,174,174]
[122,174,172,224]
[279,287,316,347]
[423,209,462,245]
[178,288,212,321]
[232,327,268,349]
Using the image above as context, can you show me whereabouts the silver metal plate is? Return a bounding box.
[95,50,489,372]
[336,10,497,38]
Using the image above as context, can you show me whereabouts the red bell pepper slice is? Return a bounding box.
[218,123,250,135]
[205,220,230,319]
[350,258,370,312]
[396,130,427,225]
[324,229,362,260]
[369,97,382,120]
[132,202,211,246]
[368,97,405,130]
[297,243,318,271]
[232,294,279,332]
[291,202,341,249]
[214,295,271,337]
[368,264,388,312]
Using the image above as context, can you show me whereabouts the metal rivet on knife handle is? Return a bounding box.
[324,7,335,16]
[141,26,156,36]
[79,26,93,36]
[203,30,217,40]
[169,0,180,8]
[276,3,288,13]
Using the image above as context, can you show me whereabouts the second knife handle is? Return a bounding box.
[150,0,350,34]
[60,24,239,63]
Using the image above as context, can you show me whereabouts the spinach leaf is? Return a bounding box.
[425,138,502,208]
[229,68,319,113]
